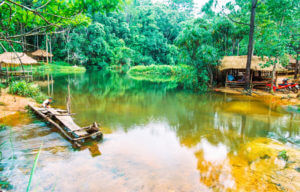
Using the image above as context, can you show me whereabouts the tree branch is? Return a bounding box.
[34,0,52,10]
[5,0,52,25]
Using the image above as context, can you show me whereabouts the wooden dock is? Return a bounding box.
[28,104,102,147]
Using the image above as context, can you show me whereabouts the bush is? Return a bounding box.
[8,81,47,103]
[9,81,39,97]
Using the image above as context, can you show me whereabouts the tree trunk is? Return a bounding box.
[294,52,299,79]
[270,58,278,93]
[245,0,258,91]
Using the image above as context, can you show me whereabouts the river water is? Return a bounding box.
[0,71,299,191]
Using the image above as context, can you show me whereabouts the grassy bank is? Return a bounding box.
[127,65,194,83]
[31,62,86,75]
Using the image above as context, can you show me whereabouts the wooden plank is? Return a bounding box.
[28,104,103,144]
[28,104,74,141]
[54,115,85,135]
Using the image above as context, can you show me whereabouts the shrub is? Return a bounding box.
[8,81,47,103]
[9,81,40,97]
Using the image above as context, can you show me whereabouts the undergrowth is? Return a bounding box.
[8,81,46,103]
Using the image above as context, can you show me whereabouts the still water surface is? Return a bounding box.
[0,71,299,191]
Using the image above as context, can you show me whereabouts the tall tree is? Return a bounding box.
[245,0,258,91]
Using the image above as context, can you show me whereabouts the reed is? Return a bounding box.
[26,143,43,192]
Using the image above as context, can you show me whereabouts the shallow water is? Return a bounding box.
[0,71,299,192]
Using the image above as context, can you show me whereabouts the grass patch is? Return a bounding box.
[127,64,193,83]
[51,61,72,66]
[32,62,86,75]
[8,81,47,103]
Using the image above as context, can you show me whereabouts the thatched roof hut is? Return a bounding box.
[0,52,38,66]
[219,56,287,72]
[31,49,53,57]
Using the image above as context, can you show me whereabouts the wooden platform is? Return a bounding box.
[28,104,102,147]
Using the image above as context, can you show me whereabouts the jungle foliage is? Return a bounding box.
[0,0,299,91]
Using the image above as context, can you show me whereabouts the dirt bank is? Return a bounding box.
[0,89,37,119]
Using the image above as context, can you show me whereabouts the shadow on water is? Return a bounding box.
[0,70,299,191]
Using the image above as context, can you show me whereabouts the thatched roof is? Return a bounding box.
[219,55,287,72]
[0,52,38,65]
[31,49,53,57]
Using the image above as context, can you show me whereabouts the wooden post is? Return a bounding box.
[49,35,52,63]
[225,71,228,87]
[250,71,253,88]
[6,64,9,82]
[46,34,49,64]
[51,74,53,96]
[47,74,50,96]
[30,64,33,81]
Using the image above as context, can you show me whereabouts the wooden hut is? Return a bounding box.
[219,56,287,88]
[31,49,53,62]
[0,52,38,82]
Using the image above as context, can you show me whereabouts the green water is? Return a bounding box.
[0,71,299,191]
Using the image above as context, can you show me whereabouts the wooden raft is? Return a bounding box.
[28,104,102,146]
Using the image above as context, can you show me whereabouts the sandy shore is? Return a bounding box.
[0,89,37,119]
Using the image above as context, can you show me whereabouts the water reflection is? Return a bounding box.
[0,70,299,191]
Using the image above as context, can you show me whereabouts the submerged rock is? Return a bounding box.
[195,138,300,191]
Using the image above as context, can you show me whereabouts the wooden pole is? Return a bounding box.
[51,74,53,96]
[6,64,9,82]
[46,34,49,64]
[49,35,52,63]
[47,74,50,96]
[294,52,299,79]
[30,64,33,81]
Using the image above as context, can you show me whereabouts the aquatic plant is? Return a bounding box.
[0,124,6,131]
[278,150,289,161]
[26,143,43,192]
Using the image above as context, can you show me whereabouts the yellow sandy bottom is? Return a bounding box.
[195,138,300,192]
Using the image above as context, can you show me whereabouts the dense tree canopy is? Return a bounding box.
[0,0,299,91]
